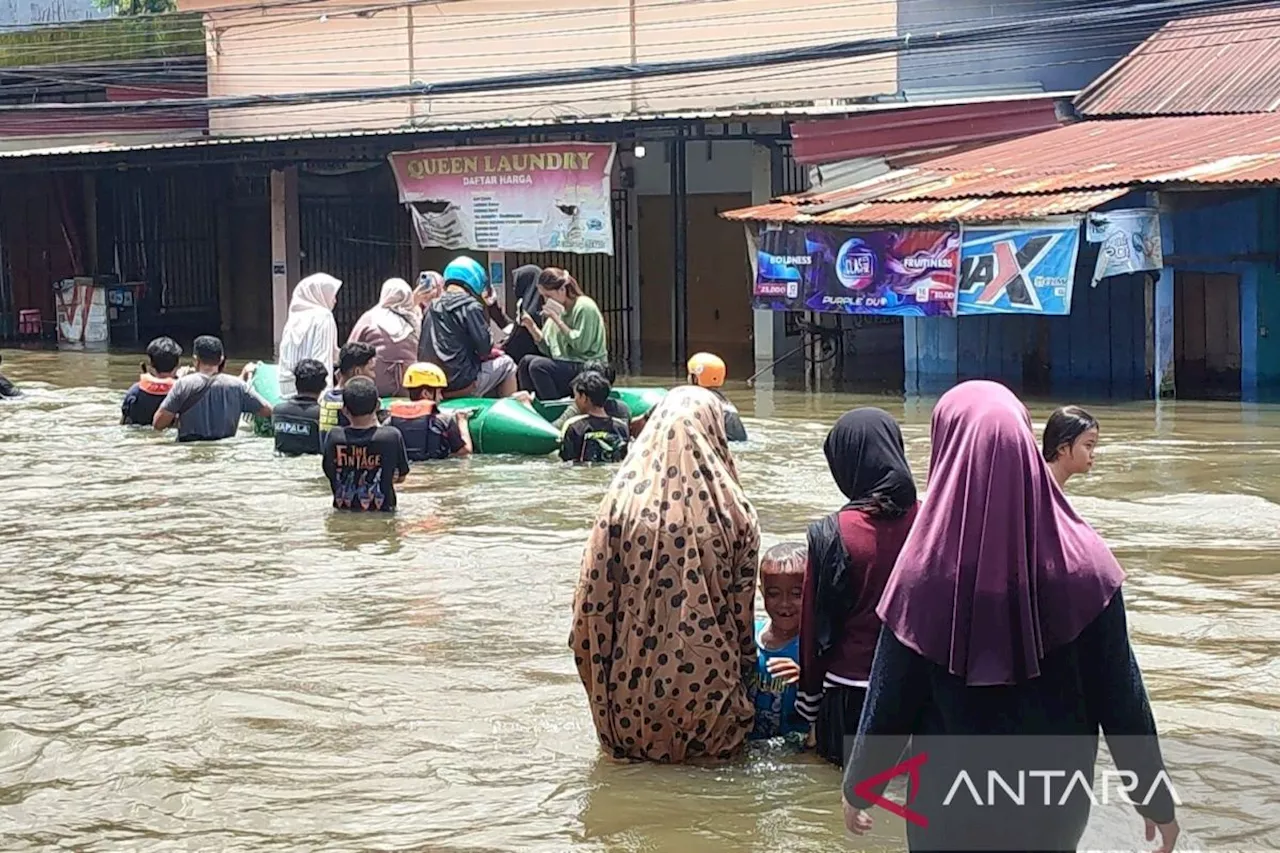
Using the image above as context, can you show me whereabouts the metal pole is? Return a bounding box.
[671,128,689,367]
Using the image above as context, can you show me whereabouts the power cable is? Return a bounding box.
[0,0,1255,116]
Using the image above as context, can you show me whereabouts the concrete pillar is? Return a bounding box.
[1153,209,1176,399]
[270,166,300,355]
[750,143,785,371]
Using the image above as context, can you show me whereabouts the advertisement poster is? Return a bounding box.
[1086,208,1163,285]
[389,142,615,255]
[753,224,960,316]
[54,277,107,345]
[956,221,1082,315]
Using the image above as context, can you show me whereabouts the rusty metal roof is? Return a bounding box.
[721,189,1129,225]
[1076,6,1280,116]
[722,112,1280,225]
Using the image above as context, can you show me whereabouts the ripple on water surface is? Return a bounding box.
[0,352,1277,851]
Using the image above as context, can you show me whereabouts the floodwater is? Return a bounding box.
[0,348,1277,852]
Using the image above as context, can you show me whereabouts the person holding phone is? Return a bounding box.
[516,267,608,400]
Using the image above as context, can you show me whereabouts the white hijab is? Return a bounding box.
[278,272,341,397]
[366,278,417,343]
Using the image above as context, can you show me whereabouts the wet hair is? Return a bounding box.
[146,336,182,373]
[760,542,807,576]
[342,376,380,417]
[581,359,616,383]
[192,335,224,366]
[293,358,328,395]
[571,369,612,407]
[1043,406,1099,462]
[338,341,376,376]
[537,267,583,299]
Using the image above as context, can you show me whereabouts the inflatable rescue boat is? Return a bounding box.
[246,362,666,456]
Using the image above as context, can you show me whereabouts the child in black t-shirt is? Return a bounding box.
[559,370,629,463]
[322,377,410,512]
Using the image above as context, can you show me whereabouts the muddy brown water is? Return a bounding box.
[0,348,1277,852]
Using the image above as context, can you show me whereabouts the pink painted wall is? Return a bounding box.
[179,0,898,136]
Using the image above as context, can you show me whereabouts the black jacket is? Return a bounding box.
[426,289,491,391]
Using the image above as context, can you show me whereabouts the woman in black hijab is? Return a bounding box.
[502,264,544,367]
[795,408,920,766]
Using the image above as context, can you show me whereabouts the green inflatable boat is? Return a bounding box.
[246,362,667,456]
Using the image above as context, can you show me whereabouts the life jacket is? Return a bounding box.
[319,389,345,434]
[123,373,175,426]
[388,399,453,461]
[138,374,175,396]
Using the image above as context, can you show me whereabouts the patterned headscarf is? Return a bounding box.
[570,386,761,763]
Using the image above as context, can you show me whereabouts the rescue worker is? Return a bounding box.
[387,362,473,461]
[687,352,748,442]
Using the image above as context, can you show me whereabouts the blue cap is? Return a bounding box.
[442,256,488,295]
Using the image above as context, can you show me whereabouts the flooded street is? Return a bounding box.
[1,348,1278,852]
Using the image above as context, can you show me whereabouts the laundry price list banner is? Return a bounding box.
[389,142,617,255]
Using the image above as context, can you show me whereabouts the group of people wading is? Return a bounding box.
[569,380,1178,853]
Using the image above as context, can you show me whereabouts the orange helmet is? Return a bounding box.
[687,352,726,388]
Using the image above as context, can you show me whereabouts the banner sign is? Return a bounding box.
[753,224,960,316]
[389,142,616,255]
[1086,208,1162,285]
[956,221,1081,315]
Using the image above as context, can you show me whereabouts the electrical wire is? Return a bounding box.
[0,0,1175,64]
[0,0,1255,117]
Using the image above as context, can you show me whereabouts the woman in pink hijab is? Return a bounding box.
[841,381,1178,853]
[348,278,420,397]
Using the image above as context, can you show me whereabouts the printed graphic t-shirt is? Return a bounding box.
[748,617,807,740]
[322,425,411,512]
[272,395,322,456]
[559,413,629,463]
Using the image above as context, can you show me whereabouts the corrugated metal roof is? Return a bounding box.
[0,91,1079,162]
[790,96,1068,164]
[853,114,1280,198]
[1076,6,1280,116]
[721,189,1128,225]
[722,112,1280,225]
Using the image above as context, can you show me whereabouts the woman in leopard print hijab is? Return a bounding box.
[570,386,760,763]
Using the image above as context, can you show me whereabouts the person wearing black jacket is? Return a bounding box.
[423,256,517,399]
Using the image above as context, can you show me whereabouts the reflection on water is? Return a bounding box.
[0,349,1277,851]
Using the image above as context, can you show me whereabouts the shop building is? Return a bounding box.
[727,5,1280,401]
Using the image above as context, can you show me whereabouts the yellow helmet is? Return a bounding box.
[403,362,448,389]
[687,352,727,388]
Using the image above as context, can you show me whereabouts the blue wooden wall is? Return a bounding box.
[904,256,1147,398]
[1163,189,1277,401]
[905,190,1280,401]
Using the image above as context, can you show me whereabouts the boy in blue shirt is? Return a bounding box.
[749,542,810,741]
